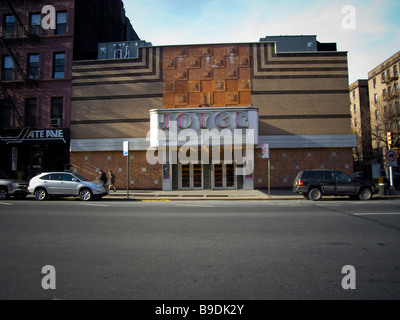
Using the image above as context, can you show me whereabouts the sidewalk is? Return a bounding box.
[104,188,400,201]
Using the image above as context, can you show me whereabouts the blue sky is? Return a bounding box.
[124,0,400,84]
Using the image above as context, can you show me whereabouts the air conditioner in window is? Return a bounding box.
[50,118,61,127]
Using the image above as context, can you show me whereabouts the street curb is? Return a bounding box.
[23,195,304,201]
[102,195,400,201]
[111,198,303,201]
[23,191,400,202]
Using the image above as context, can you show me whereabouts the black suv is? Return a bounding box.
[293,170,378,201]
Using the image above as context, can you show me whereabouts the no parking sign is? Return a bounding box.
[385,149,398,167]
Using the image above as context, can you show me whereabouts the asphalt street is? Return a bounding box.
[1,198,400,301]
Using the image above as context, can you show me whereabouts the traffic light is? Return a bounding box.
[387,132,392,147]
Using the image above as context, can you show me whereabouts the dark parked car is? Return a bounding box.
[293,170,378,201]
[0,171,29,200]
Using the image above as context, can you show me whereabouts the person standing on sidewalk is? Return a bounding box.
[96,170,108,185]
[108,170,117,192]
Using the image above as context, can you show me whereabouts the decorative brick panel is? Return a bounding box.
[163,44,252,109]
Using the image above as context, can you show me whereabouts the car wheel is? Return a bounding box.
[79,188,93,201]
[0,187,9,200]
[34,188,48,201]
[359,188,373,201]
[308,188,322,201]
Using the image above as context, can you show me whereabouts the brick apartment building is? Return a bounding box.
[350,50,399,181]
[349,80,372,179]
[0,0,137,180]
[70,35,355,190]
[368,51,400,157]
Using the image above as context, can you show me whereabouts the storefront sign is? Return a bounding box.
[25,129,64,140]
[0,129,69,144]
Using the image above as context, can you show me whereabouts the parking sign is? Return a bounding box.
[385,149,398,167]
[123,141,129,157]
[262,144,270,159]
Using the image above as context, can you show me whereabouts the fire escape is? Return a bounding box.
[0,0,41,129]
[381,69,400,149]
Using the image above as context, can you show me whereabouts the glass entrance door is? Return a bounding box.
[180,164,203,190]
[181,164,191,189]
[214,164,223,188]
[213,164,236,189]
[193,164,202,189]
[226,164,235,188]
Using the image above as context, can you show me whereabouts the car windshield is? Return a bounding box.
[73,174,90,182]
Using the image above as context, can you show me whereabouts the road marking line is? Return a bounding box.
[0,202,12,206]
[353,212,400,216]
[174,204,215,208]
[81,203,110,207]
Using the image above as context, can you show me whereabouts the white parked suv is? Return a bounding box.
[28,172,108,201]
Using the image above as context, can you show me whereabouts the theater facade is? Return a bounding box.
[70,36,356,190]
[148,106,259,190]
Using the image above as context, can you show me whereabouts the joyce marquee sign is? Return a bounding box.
[149,107,259,148]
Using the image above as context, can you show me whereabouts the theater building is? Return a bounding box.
[70,36,356,190]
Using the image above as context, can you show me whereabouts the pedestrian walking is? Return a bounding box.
[108,170,117,192]
[97,170,108,185]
